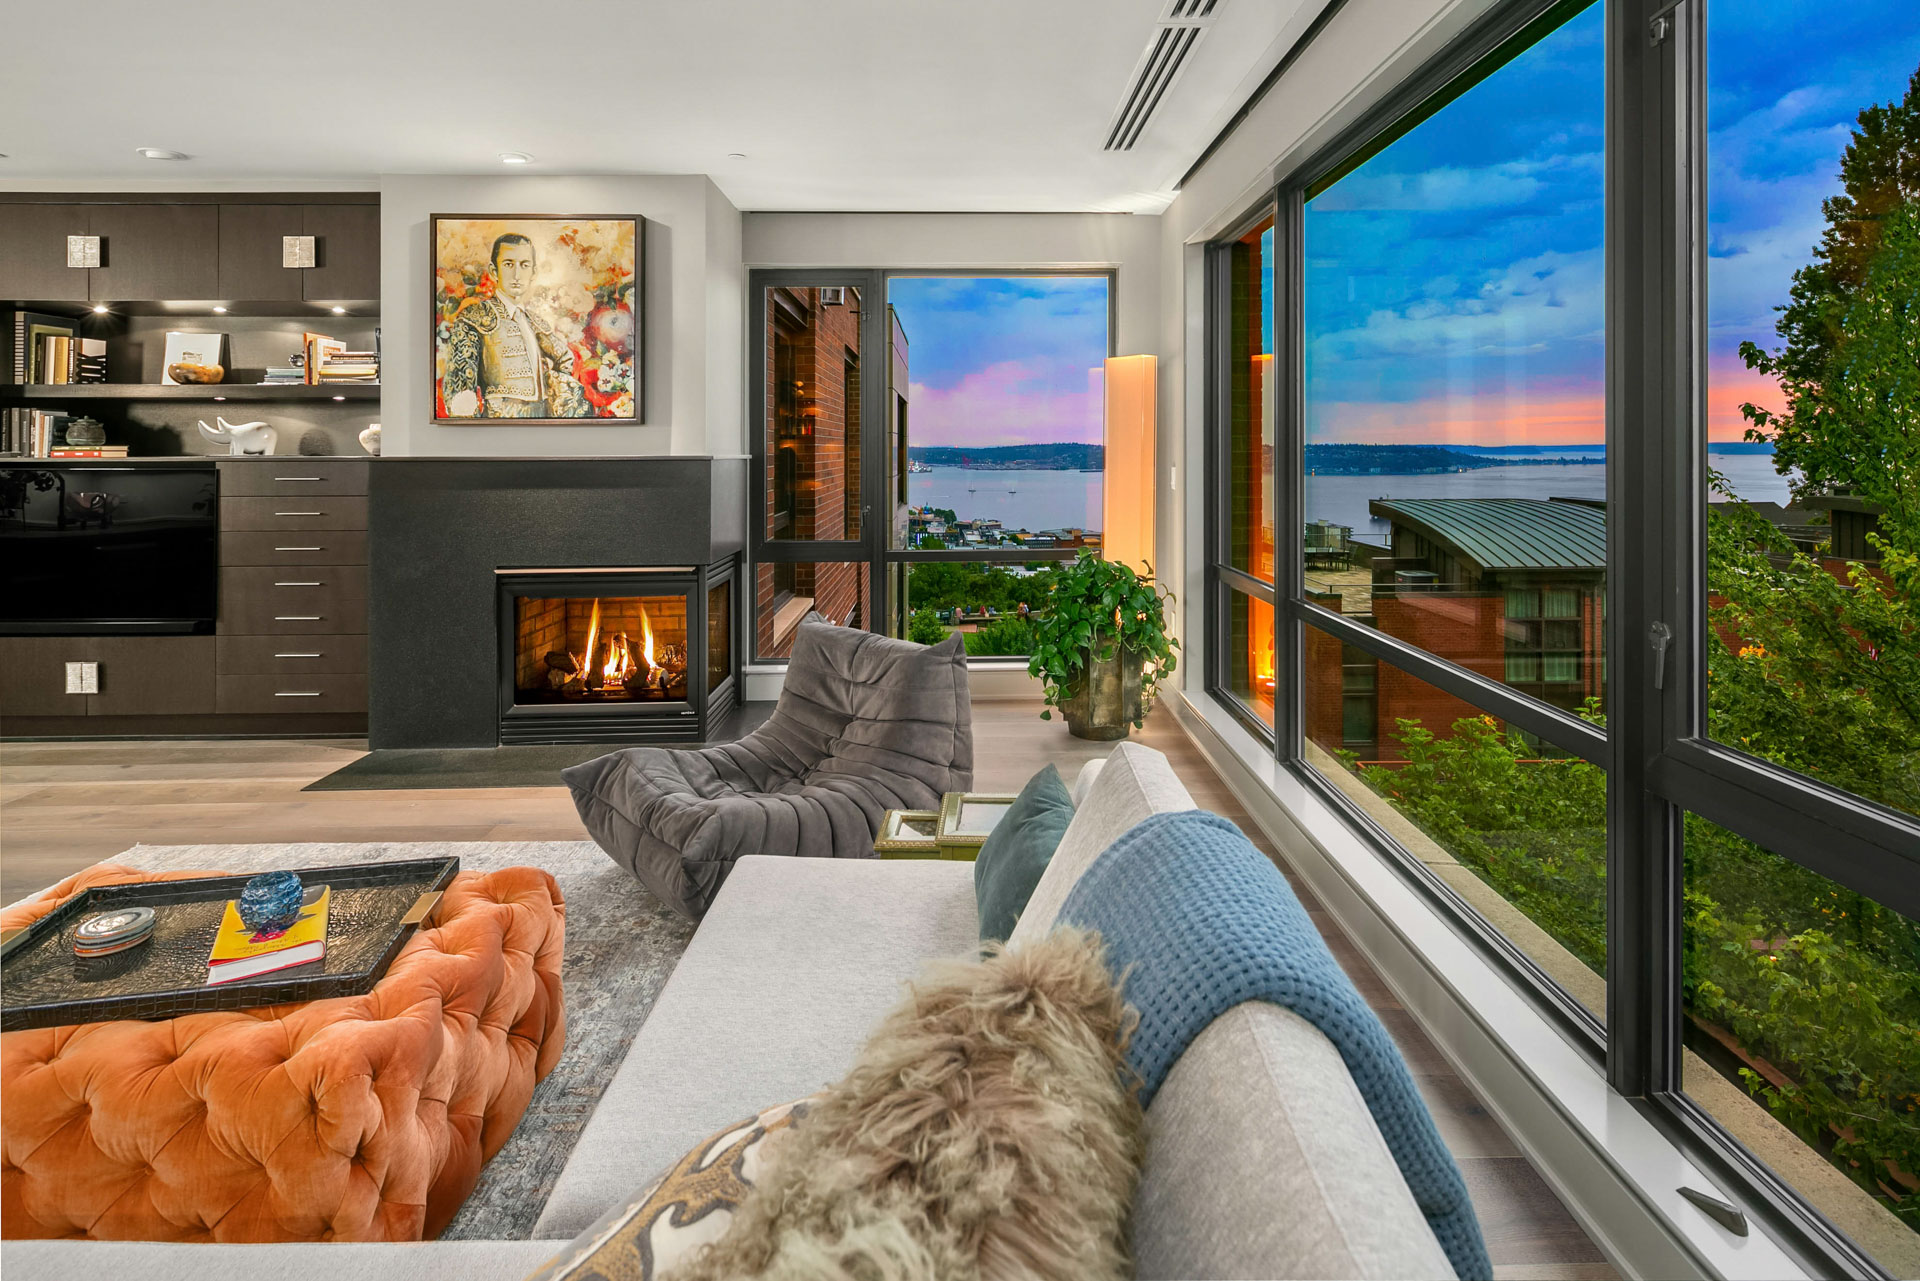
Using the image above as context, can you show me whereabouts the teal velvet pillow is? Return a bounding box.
[974,763,1076,944]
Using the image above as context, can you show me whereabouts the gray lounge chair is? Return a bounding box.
[563,617,973,918]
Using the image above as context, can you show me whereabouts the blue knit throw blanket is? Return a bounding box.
[1057,810,1491,1281]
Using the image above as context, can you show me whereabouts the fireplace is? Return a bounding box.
[497,562,736,743]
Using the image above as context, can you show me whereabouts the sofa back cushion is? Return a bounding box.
[1132,1000,1455,1280]
[1007,742,1194,947]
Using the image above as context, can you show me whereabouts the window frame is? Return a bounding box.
[1200,0,1920,1274]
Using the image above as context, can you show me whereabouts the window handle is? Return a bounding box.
[1648,0,1685,44]
[1649,621,1673,689]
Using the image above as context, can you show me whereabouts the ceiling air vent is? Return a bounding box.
[1103,0,1222,152]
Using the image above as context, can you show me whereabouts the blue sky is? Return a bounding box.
[1298,0,1920,445]
[886,275,1110,449]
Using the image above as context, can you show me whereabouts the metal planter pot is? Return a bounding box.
[1060,643,1145,741]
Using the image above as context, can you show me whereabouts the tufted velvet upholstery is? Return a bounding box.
[0,864,565,1244]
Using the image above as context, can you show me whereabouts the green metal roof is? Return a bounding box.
[1367,498,1605,573]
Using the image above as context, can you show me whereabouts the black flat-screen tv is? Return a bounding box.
[1,465,219,634]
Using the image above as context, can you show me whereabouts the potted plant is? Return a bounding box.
[1027,552,1178,740]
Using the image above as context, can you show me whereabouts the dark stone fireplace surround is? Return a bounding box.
[368,457,748,749]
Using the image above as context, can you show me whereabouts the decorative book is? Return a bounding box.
[207,885,330,985]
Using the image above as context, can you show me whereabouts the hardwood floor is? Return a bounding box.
[0,701,1613,1277]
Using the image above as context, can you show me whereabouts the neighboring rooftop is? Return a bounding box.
[1369,497,1607,573]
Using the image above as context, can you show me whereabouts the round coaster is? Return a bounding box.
[75,907,156,946]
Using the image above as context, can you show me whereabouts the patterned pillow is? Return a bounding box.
[524,1096,813,1281]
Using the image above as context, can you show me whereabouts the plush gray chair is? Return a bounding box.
[563,618,973,918]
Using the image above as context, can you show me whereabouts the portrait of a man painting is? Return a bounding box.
[431,214,641,423]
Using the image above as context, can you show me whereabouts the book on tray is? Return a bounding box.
[206,884,331,984]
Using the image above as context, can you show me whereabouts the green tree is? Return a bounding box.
[906,607,949,646]
[1741,65,1920,514]
[964,615,1037,657]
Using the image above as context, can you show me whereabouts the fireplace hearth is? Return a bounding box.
[497,563,735,743]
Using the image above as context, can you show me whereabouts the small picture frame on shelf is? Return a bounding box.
[874,809,941,858]
[934,792,1019,860]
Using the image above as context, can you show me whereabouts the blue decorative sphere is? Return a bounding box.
[237,871,304,934]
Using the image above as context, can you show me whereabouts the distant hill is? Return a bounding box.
[908,442,1103,470]
[1305,444,1603,475]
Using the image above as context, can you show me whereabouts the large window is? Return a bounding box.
[1204,0,1920,1272]
[884,274,1112,657]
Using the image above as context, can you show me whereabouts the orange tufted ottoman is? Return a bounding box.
[0,863,565,1243]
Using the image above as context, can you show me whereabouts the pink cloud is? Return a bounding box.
[908,359,1104,449]
[1309,385,1605,445]
[1707,350,1781,442]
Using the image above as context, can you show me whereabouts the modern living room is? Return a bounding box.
[3,2,1917,1280]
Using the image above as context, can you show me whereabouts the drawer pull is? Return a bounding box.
[274,511,323,517]
[274,546,323,552]
[274,581,322,587]
[274,691,324,698]
[274,615,322,621]
[274,476,323,482]
[274,652,322,658]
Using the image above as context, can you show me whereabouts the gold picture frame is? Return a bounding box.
[874,809,942,858]
[933,792,1019,859]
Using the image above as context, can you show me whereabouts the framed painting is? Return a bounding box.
[431,214,642,424]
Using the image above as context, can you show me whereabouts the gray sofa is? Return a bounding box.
[8,742,1457,1281]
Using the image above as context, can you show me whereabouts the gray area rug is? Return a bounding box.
[95,839,693,1241]
[303,703,778,791]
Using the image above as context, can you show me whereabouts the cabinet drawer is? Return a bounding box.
[221,496,368,531]
[217,672,367,715]
[217,634,367,675]
[217,460,368,497]
[222,529,367,566]
[0,636,216,717]
[218,565,366,634]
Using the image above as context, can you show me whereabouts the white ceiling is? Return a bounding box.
[0,0,1323,212]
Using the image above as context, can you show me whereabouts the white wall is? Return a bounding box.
[378,173,743,458]
[1153,0,1501,688]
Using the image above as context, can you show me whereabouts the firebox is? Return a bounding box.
[496,562,736,743]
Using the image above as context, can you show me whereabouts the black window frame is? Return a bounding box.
[1200,0,1920,1275]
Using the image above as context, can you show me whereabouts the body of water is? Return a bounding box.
[910,449,1794,545]
[909,465,1102,534]
[1307,447,1792,542]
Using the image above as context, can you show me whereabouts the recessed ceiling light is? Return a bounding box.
[213,305,228,314]
[332,395,345,401]
[331,305,346,314]
[727,152,748,159]
[499,151,533,165]
[213,396,226,401]
[135,147,189,161]
[91,304,108,314]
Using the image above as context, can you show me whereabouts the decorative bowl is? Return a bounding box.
[166,361,225,384]
[236,871,304,934]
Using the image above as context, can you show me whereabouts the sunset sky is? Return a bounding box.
[1301,0,1920,446]
[886,275,1108,450]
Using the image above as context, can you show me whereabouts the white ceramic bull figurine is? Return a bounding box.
[196,417,278,456]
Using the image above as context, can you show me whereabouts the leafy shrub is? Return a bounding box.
[964,616,1037,657]
[906,608,949,646]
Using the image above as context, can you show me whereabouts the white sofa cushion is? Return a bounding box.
[1133,1000,1455,1280]
[531,854,978,1238]
[0,1241,562,1281]
[1008,741,1195,948]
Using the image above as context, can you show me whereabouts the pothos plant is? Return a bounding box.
[1027,552,1178,727]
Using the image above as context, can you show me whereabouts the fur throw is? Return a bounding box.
[665,928,1144,1281]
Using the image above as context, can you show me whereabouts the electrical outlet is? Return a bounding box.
[65,661,98,695]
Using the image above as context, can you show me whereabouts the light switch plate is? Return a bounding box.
[67,235,101,268]
[65,661,98,695]
[283,235,316,268]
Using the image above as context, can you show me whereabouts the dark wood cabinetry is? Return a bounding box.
[1,194,378,305]
[0,459,370,735]
[0,203,91,302]
[87,204,219,301]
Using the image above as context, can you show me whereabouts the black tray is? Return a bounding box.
[0,858,460,1032]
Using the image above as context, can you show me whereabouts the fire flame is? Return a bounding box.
[568,598,652,689]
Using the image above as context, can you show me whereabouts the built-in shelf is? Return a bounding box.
[0,383,379,403]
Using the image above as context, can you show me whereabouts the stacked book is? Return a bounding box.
[302,332,378,385]
[51,444,130,459]
[26,335,107,384]
[207,884,332,985]
[260,363,306,386]
[3,408,72,457]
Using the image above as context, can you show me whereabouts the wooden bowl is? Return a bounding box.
[167,362,225,384]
